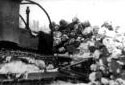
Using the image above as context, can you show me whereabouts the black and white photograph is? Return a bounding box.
[0,0,125,85]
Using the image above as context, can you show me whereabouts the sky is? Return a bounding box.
[20,0,125,33]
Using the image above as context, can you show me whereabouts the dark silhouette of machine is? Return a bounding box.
[0,0,53,55]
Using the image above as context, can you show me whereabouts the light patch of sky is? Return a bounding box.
[20,0,125,33]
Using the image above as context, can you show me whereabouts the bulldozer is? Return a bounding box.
[0,0,93,84]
